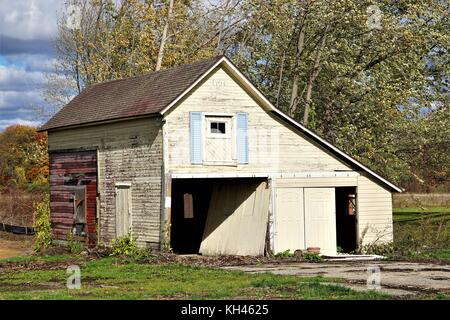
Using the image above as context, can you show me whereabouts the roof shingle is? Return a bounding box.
[40,56,223,131]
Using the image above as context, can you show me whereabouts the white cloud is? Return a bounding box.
[0,0,64,40]
[0,90,42,109]
[8,54,58,72]
[0,64,47,91]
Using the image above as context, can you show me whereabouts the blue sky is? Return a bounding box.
[0,0,64,131]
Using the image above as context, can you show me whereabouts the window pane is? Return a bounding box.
[210,122,226,134]
[218,122,226,133]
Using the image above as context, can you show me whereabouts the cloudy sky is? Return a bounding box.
[0,0,65,131]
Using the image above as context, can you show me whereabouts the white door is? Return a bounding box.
[274,187,304,253]
[304,188,336,255]
[115,185,131,237]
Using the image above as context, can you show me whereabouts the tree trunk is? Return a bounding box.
[288,24,305,117]
[303,25,329,125]
[155,0,174,71]
[275,51,286,110]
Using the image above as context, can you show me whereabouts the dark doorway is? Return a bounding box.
[170,179,214,254]
[335,187,357,253]
[170,177,268,254]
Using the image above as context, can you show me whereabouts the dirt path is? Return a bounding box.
[222,261,450,296]
[0,232,34,259]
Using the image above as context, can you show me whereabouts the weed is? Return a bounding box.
[274,250,294,258]
[303,252,323,263]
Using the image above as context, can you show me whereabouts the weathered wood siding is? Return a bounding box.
[49,151,97,245]
[164,67,351,174]
[357,174,393,245]
[48,117,163,248]
[165,66,394,249]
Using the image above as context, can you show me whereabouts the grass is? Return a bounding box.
[0,256,391,300]
[393,207,450,223]
[392,206,450,261]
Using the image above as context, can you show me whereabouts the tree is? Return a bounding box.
[228,0,449,187]
[0,125,48,190]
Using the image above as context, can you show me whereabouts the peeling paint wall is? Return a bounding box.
[48,117,164,249]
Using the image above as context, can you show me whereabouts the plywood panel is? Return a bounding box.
[199,180,270,256]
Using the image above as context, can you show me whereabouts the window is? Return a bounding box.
[210,121,226,134]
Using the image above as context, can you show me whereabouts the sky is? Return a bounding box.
[0,0,65,131]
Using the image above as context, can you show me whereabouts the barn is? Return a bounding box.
[39,56,402,256]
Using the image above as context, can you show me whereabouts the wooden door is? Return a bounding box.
[274,187,304,253]
[304,188,336,255]
[115,185,131,237]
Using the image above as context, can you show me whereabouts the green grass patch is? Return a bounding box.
[411,249,450,261]
[393,207,450,223]
[0,254,74,263]
[0,257,390,300]
[392,206,450,262]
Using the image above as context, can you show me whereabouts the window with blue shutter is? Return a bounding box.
[236,112,249,164]
[190,112,203,164]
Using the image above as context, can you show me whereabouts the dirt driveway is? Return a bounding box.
[223,261,450,296]
[0,232,33,259]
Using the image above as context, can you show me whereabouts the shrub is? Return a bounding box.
[33,193,52,252]
[303,252,323,263]
[66,232,85,254]
[274,249,294,258]
[359,242,394,257]
[110,234,139,256]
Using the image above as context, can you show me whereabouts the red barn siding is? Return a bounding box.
[49,150,97,246]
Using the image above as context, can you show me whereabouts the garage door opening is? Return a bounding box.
[335,187,357,253]
[170,178,270,255]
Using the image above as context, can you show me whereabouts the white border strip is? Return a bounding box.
[170,171,359,179]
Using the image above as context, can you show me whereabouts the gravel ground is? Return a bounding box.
[222,261,450,296]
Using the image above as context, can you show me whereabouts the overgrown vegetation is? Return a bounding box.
[110,234,139,256]
[357,208,450,261]
[393,214,450,260]
[66,233,85,254]
[274,250,294,258]
[32,194,52,253]
[303,252,323,263]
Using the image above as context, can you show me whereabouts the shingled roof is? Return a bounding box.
[40,56,224,131]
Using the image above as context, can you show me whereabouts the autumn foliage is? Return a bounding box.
[0,125,49,191]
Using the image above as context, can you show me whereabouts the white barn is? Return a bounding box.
[41,56,402,256]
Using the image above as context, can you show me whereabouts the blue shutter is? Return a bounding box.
[190,112,203,164]
[236,112,249,164]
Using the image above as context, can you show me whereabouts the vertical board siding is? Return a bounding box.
[49,151,97,245]
[48,117,163,249]
[236,112,249,164]
[190,112,203,164]
[357,174,394,245]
